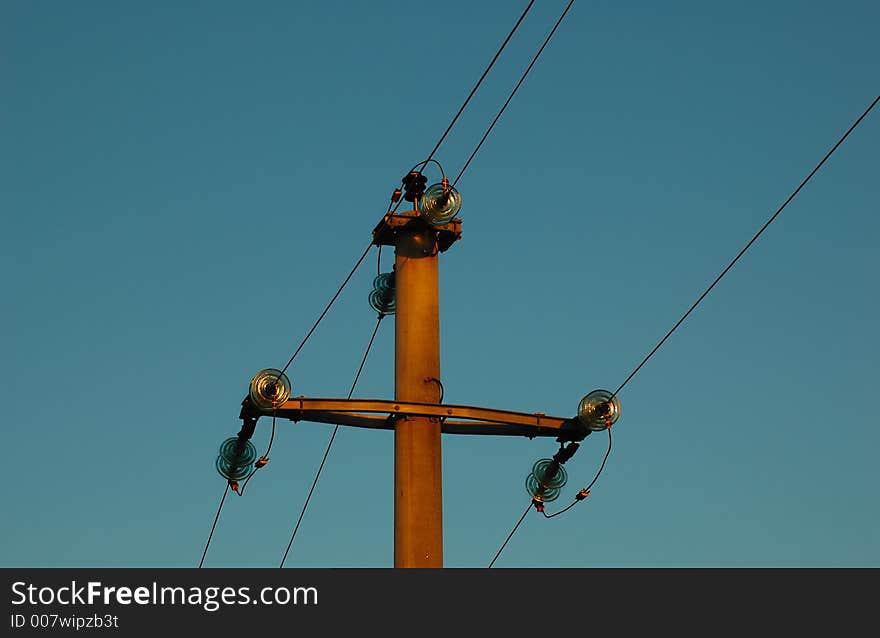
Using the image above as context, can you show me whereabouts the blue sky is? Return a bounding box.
[2,0,878,567]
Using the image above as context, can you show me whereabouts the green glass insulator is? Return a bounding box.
[531,459,568,490]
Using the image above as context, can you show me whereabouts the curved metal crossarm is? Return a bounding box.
[252,397,590,442]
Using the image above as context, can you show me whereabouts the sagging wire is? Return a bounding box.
[542,427,612,519]
[426,377,444,404]
[233,412,277,497]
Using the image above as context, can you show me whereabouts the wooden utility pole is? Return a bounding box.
[393,227,443,567]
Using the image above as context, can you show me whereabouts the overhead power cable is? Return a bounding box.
[279,313,386,567]
[198,243,376,568]
[454,0,577,186]
[611,92,880,399]
[487,91,879,567]
[421,0,536,169]
[488,502,532,568]
[253,0,547,398]
[277,242,374,378]
[198,484,229,568]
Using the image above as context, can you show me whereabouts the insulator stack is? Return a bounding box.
[370,272,396,315]
[525,458,568,502]
[215,437,257,481]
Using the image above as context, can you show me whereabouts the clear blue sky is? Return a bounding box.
[3,0,877,567]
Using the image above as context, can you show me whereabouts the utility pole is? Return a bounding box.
[393,226,442,567]
[234,175,609,568]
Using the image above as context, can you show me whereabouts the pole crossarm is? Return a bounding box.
[255,397,590,442]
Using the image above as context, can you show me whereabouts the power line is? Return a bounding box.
[268,1,538,340]
[486,91,878,567]
[197,249,378,567]
[488,502,532,568]
[198,242,373,564]
[480,0,583,569]
[277,242,374,378]
[379,0,535,216]
[376,0,536,234]
[454,0,576,186]
[422,0,536,169]
[611,93,880,399]
[279,314,385,567]
[198,483,229,568]
[278,2,540,341]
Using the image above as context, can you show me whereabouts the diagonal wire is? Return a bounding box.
[375,2,541,249]
[271,1,553,384]
[200,256,378,567]
[279,314,386,567]
[611,93,880,400]
[487,93,879,565]
[422,0,537,169]
[454,0,576,186]
[199,244,372,563]
[277,242,374,379]
[198,483,229,568]
[483,0,581,570]
[488,502,533,568]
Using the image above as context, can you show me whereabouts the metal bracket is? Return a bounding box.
[246,396,590,442]
[372,211,462,253]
